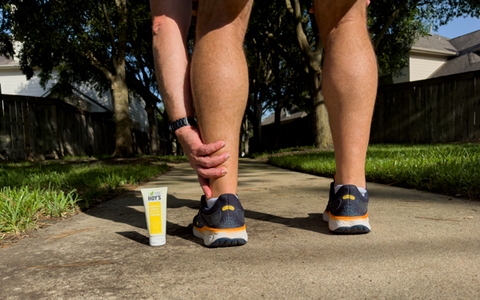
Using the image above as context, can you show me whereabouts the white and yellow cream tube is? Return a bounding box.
[141,187,168,246]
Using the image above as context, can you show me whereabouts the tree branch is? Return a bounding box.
[52,1,114,81]
[372,0,413,50]
[101,1,118,70]
[85,49,114,82]
[284,0,322,73]
[114,0,127,69]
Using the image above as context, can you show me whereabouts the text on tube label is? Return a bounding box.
[149,202,162,234]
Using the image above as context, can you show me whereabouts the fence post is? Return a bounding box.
[475,76,480,140]
[22,101,32,160]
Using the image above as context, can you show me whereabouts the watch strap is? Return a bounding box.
[169,117,197,133]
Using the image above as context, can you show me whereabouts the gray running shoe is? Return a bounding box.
[193,194,248,247]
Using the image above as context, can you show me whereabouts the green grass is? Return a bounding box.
[152,155,188,162]
[0,186,78,232]
[268,143,480,199]
[0,160,169,233]
[63,154,111,160]
[250,145,318,159]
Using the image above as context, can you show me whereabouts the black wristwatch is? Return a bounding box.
[169,117,197,134]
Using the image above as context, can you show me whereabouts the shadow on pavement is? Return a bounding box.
[86,192,331,247]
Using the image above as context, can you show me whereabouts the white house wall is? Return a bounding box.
[0,68,57,96]
[129,97,149,132]
[73,84,112,112]
[409,53,447,81]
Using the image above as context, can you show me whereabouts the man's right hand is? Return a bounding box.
[175,125,229,199]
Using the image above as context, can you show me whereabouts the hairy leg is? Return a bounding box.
[151,0,231,198]
[151,0,192,120]
[191,0,253,197]
[315,0,377,188]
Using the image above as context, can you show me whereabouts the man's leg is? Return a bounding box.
[151,0,192,122]
[315,0,377,233]
[150,0,230,199]
[191,0,253,198]
[316,0,377,189]
[188,0,253,247]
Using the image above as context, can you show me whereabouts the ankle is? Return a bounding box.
[334,174,366,190]
[334,184,367,197]
[206,194,239,209]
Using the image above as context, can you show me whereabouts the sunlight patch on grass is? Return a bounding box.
[268,143,480,199]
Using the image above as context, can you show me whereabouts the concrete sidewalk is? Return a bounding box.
[1,159,479,299]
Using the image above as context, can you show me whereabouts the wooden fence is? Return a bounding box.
[371,71,480,143]
[256,70,480,150]
[260,115,314,151]
[0,94,164,160]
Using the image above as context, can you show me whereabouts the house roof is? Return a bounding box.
[427,29,480,78]
[261,107,308,126]
[411,34,457,56]
[449,29,480,55]
[0,56,18,67]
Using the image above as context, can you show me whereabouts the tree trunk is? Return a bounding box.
[244,119,250,156]
[254,95,263,152]
[311,71,332,148]
[110,0,133,158]
[145,100,159,156]
[311,91,332,148]
[285,0,332,149]
[239,116,247,156]
[111,74,134,157]
[272,51,283,150]
[249,88,263,153]
[156,108,173,155]
[274,104,282,150]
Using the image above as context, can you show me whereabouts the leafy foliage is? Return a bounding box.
[2,0,478,155]
[0,0,166,156]
[245,1,311,151]
[370,0,480,78]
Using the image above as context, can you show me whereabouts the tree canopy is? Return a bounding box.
[370,0,480,78]
[246,0,480,150]
[0,0,164,157]
[1,0,479,155]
